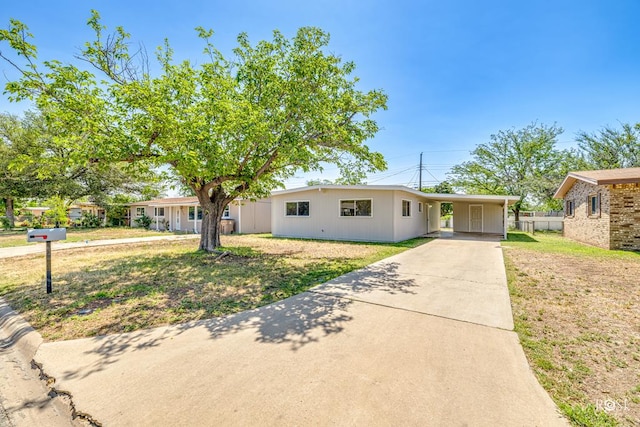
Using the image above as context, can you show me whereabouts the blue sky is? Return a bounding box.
[2,1,640,189]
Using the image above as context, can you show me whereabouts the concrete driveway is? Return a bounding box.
[33,235,567,426]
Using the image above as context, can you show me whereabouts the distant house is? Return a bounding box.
[128,197,271,234]
[271,185,519,242]
[554,167,640,250]
[17,207,50,222]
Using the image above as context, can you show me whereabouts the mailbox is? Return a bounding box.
[27,228,67,242]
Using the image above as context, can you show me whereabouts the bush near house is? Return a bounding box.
[134,214,152,229]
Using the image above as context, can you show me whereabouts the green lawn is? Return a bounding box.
[0,227,185,248]
[0,234,431,341]
[503,232,640,426]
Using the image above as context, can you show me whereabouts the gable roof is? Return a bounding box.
[272,185,520,205]
[554,167,640,199]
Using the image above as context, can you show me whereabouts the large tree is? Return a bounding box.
[576,123,640,169]
[0,12,387,251]
[448,123,571,220]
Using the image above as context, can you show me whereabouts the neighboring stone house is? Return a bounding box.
[554,168,640,250]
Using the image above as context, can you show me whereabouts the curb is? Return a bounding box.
[0,297,43,361]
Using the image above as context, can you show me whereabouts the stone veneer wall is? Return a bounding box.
[609,183,640,250]
[563,181,610,249]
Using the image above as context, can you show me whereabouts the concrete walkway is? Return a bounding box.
[25,235,567,426]
[0,234,200,259]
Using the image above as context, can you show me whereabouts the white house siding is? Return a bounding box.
[236,198,271,234]
[452,202,505,234]
[426,201,441,233]
[392,190,428,241]
[272,189,395,242]
[563,181,611,249]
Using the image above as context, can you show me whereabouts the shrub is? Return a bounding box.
[80,212,101,228]
[0,216,11,230]
[134,214,152,229]
[31,216,44,229]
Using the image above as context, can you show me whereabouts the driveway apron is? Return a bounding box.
[34,235,567,426]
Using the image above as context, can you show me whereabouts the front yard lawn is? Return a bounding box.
[0,227,184,248]
[503,232,640,426]
[0,234,430,342]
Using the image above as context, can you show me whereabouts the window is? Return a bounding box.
[285,201,310,216]
[402,200,411,217]
[154,207,165,217]
[565,200,574,217]
[136,207,145,217]
[188,206,203,220]
[587,193,600,217]
[222,205,230,218]
[418,202,423,213]
[340,199,372,217]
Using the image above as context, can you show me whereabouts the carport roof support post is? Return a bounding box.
[503,198,508,240]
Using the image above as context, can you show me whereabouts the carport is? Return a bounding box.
[420,193,520,239]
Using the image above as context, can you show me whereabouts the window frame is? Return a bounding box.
[222,205,231,218]
[154,207,165,217]
[339,199,373,218]
[565,200,574,218]
[402,199,412,217]
[418,202,423,213]
[587,193,601,218]
[285,200,310,217]
[135,207,145,217]
[188,206,203,221]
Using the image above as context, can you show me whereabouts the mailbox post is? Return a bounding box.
[26,228,67,294]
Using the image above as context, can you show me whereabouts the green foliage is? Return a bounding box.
[0,216,11,229]
[134,214,152,229]
[105,194,135,226]
[80,211,101,228]
[42,196,69,226]
[0,12,388,250]
[577,123,640,169]
[422,181,454,216]
[448,123,575,217]
[306,179,335,186]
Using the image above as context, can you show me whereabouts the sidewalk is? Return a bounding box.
[0,300,80,426]
[0,234,200,259]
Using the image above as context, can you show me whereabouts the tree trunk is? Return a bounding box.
[513,207,520,222]
[3,198,15,229]
[195,187,231,252]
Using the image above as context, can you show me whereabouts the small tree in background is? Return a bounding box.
[576,123,640,170]
[448,123,570,221]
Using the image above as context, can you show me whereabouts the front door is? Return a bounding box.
[469,205,483,233]
[175,207,181,231]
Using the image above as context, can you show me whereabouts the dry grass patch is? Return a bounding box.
[0,234,429,342]
[503,232,640,426]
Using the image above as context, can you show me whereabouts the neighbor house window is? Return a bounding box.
[136,207,145,217]
[418,202,423,213]
[340,199,372,217]
[154,207,165,217]
[285,201,310,217]
[222,205,231,218]
[588,193,600,217]
[188,206,203,220]
[565,200,574,217]
[402,200,411,217]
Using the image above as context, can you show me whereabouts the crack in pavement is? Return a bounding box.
[30,360,102,427]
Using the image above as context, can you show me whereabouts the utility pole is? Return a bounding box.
[419,152,423,191]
